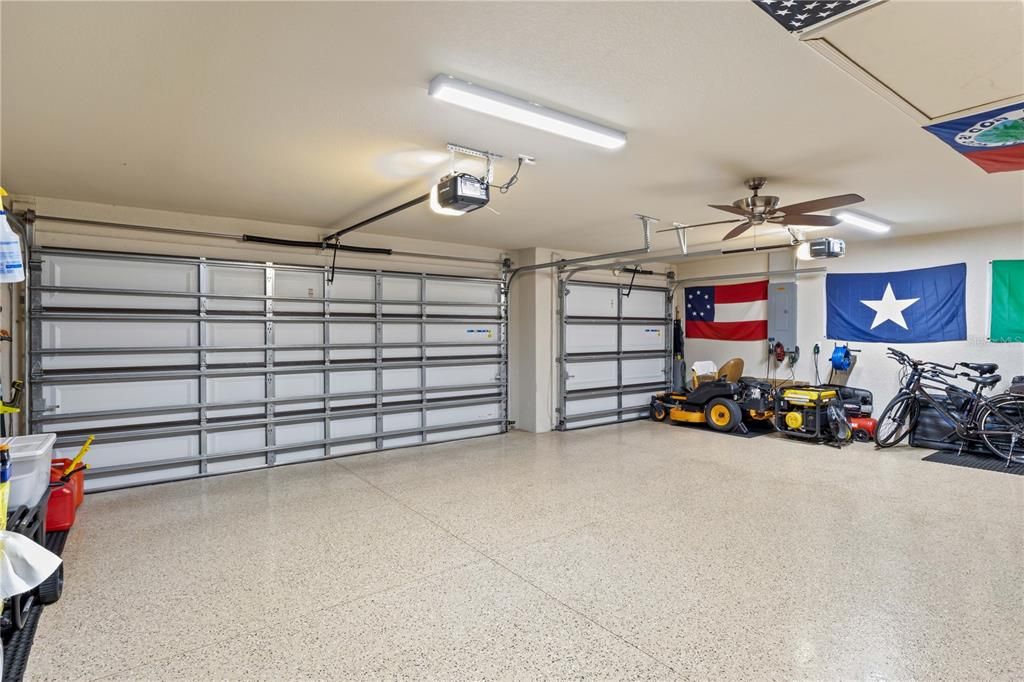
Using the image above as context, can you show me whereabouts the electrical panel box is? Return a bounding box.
[767,282,797,350]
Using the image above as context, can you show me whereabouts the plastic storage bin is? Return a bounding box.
[3,433,57,508]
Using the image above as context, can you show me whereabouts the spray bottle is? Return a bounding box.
[0,188,25,284]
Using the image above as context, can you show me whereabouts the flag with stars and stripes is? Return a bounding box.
[684,281,768,342]
[751,0,879,33]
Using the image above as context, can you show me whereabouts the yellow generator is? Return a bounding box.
[773,386,852,445]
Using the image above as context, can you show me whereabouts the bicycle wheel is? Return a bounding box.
[875,393,919,448]
[977,395,1024,464]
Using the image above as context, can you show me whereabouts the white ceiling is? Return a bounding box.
[2,1,1022,255]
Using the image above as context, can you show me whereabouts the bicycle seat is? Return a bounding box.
[967,374,1001,387]
[961,362,998,375]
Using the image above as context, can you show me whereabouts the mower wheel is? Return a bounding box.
[650,402,668,422]
[37,564,64,605]
[705,398,741,432]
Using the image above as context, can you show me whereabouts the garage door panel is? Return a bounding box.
[207,266,264,313]
[208,375,265,403]
[44,379,197,415]
[44,320,196,349]
[622,325,666,352]
[42,290,188,311]
[32,249,507,490]
[558,281,668,430]
[565,325,616,354]
[84,435,199,469]
[46,254,196,293]
[426,403,500,427]
[623,392,653,409]
[426,364,497,387]
[425,280,497,304]
[331,322,374,344]
[329,370,375,394]
[208,322,263,347]
[427,425,501,442]
[208,427,265,455]
[565,361,617,391]
[383,368,419,391]
[276,373,323,398]
[274,270,323,313]
[621,289,665,318]
[330,416,375,438]
[329,442,376,456]
[565,284,618,317]
[277,421,323,447]
[42,351,198,371]
[623,358,665,386]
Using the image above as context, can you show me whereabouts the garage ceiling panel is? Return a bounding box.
[820,0,1024,119]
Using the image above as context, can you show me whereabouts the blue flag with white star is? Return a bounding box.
[826,263,967,343]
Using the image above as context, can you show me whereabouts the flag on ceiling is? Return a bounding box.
[751,0,881,33]
[990,260,1024,343]
[685,280,768,341]
[826,263,967,343]
[924,102,1024,173]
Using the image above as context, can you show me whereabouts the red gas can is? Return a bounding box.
[46,459,84,532]
[46,481,76,532]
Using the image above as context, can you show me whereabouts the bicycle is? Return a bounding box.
[874,347,1024,466]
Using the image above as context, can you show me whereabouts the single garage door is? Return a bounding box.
[29,248,508,491]
[556,280,671,430]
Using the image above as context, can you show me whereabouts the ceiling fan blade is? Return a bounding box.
[722,221,753,241]
[770,214,841,227]
[774,193,864,216]
[708,204,752,218]
[656,219,742,233]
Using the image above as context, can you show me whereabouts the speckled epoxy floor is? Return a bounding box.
[26,422,1024,680]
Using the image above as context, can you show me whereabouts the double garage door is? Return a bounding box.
[29,248,508,491]
[557,281,671,429]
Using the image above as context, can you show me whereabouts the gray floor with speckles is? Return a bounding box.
[27,422,1024,680]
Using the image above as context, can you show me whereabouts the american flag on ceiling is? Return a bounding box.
[751,0,881,33]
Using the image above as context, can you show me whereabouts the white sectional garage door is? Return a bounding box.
[556,280,671,430]
[29,248,508,490]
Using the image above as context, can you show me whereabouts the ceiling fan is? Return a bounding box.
[660,178,864,241]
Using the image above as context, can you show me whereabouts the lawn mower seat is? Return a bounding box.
[717,358,745,383]
[690,361,718,388]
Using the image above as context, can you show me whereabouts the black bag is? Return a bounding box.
[908,395,990,455]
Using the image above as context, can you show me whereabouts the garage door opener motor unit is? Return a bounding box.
[436,173,489,213]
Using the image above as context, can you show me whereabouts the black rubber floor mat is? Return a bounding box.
[922,450,1024,476]
[669,421,776,439]
[2,530,69,682]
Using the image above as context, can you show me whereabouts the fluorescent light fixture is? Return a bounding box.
[835,210,890,234]
[429,183,465,216]
[428,74,627,150]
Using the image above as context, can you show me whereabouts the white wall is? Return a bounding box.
[674,223,1024,410]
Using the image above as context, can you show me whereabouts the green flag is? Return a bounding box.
[991,260,1024,342]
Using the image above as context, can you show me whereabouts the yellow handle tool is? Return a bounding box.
[63,435,94,477]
